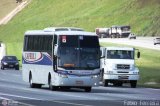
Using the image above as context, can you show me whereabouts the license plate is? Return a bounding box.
[9,65,14,67]
[118,76,129,80]
[76,81,83,85]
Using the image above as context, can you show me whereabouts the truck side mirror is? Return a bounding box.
[137,51,140,58]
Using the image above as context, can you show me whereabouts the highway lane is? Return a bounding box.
[0,69,160,106]
[99,37,160,51]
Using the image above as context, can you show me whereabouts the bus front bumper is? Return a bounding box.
[52,75,99,87]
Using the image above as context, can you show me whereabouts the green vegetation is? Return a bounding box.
[0,0,160,42]
[101,42,160,88]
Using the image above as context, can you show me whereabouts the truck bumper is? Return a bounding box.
[103,74,139,81]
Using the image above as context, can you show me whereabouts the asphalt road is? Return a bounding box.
[0,69,160,106]
[99,37,160,51]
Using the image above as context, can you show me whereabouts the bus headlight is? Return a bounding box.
[58,74,68,78]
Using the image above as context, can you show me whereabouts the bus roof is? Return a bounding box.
[25,30,97,36]
[54,31,97,36]
[25,30,54,35]
[44,27,84,32]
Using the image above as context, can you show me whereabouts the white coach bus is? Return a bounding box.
[22,30,100,92]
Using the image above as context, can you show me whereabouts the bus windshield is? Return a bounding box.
[57,35,100,70]
[107,50,134,59]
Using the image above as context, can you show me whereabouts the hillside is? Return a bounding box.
[0,0,160,55]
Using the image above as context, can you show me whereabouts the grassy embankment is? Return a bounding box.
[101,42,160,88]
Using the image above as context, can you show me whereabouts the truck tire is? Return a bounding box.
[84,87,92,92]
[113,82,123,87]
[130,81,137,88]
[100,69,104,81]
[103,80,108,87]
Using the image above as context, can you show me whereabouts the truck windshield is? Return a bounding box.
[107,50,134,59]
[57,35,100,70]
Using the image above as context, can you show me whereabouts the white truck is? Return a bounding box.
[109,25,131,38]
[100,47,140,88]
[95,28,110,38]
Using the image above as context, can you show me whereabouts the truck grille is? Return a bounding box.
[117,64,130,69]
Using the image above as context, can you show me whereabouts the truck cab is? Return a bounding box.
[100,47,140,88]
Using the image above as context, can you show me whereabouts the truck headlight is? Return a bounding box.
[133,71,139,75]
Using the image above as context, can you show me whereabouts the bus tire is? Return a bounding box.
[85,87,91,92]
[29,73,36,88]
[48,76,58,91]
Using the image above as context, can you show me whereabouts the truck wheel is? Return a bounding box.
[130,81,137,88]
[113,82,123,87]
[84,87,92,92]
[100,69,104,81]
[103,80,108,87]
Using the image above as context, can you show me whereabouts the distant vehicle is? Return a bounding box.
[1,56,20,70]
[95,25,131,38]
[44,27,84,32]
[22,30,100,92]
[95,28,110,38]
[153,37,160,45]
[100,47,140,88]
[128,33,136,39]
[109,25,131,38]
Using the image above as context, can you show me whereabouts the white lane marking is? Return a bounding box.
[51,100,93,106]
[0,96,35,106]
[0,92,42,100]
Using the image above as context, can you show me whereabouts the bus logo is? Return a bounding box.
[24,52,43,63]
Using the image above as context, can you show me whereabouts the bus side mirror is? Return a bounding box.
[137,51,140,58]
[100,56,105,59]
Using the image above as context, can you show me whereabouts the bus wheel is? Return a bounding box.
[48,77,58,91]
[85,87,92,92]
[29,74,36,88]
